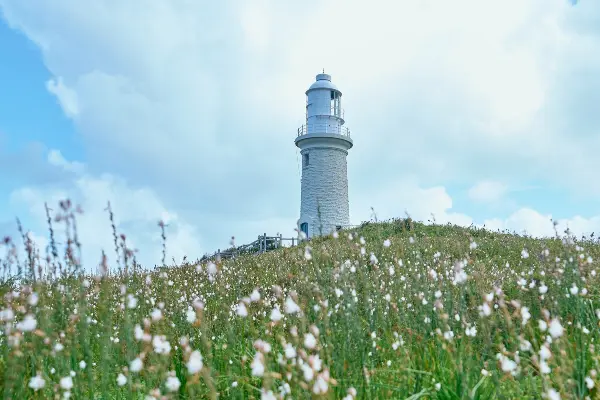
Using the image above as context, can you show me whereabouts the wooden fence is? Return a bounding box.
[199,233,301,262]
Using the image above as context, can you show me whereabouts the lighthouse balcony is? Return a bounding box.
[297,123,351,138]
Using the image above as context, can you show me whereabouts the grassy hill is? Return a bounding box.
[1,215,600,399]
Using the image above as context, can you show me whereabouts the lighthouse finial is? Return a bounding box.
[322,68,325,73]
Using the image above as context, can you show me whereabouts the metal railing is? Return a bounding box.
[297,124,351,137]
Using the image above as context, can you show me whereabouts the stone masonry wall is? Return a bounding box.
[299,146,349,237]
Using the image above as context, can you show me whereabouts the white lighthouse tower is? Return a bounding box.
[295,72,353,238]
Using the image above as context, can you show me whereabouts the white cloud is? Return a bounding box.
[351,178,472,227]
[483,208,600,239]
[468,181,508,203]
[8,150,203,271]
[46,76,79,117]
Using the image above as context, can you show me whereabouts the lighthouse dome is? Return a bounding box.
[306,73,340,93]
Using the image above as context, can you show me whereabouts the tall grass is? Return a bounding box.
[1,200,599,399]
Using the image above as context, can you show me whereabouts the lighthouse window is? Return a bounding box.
[303,153,309,167]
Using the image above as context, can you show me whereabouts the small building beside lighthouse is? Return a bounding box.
[295,72,353,238]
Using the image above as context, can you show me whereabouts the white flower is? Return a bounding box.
[165,376,181,392]
[130,358,143,373]
[570,284,579,296]
[465,326,477,337]
[187,351,203,374]
[116,373,127,386]
[383,239,391,247]
[304,333,317,349]
[479,303,492,317]
[236,303,248,317]
[539,320,548,332]
[313,373,329,394]
[498,355,517,373]
[284,296,300,314]
[17,314,37,332]
[284,343,297,359]
[152,335,171,354]
[0,308,14,322]
[79,360,86,370]
[251,352,265,377]
[250,289,261,302]
[539,284,548,294]
[585,376,595,389]
[150,309,163,321]
[270,306,283,322]
[28,374,45,391]
[261,389,277,400]
[521,307,531,325]
[521,249,529,259]
[548,318,564,338]
[546,388,560,400]
[60,376,74,390]
[28,293,39,306]
[127,294,138,309]
[186,309,196,323]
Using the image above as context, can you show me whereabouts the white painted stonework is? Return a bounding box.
[295,73,353,238]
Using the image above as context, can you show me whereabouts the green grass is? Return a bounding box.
[1,205,600,399]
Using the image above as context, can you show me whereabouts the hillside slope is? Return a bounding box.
[1,218,600,399]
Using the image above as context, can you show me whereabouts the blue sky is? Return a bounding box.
[1,0,599,270]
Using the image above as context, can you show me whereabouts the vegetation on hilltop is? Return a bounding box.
[1,201,600,399]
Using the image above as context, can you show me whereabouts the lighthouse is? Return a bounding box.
[295,72,353,239]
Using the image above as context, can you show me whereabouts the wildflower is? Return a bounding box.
[570,284,579,296]
[28,374,45,391]
[17,314,37,332]
[521,307,531,325]
[187,351,203,374]
[251,352,265,376]
[28,293,39,306]
[497,354,517,373]
[150,309,163,321]
[116,373,127,386]
[383,239,391,247]
[254,339,272,353]
[250,289,261,302]
[186,309,196,323]
[585,376,595,389]
[165,375,181,392]
[548,318,564,338]
[261,389,277,400]
[270,306,283,322]
[236,303,248,317]
[0,308,14,322]
[60,376,74,390]
[539,320,548,332]
[521,249,529,259]
[539,284,548,294]
[284,343,297,359]
[79,361,86,370]
[465,326,477,337]
[313,370,330,394]
[130,357,143,373]
[304,333,317,349]
[284,296,300,314]
[127,294,137,309]
[545,388,560,400]
[479,303,492,317]
[152,335,171,354]
[304,247,312,261]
